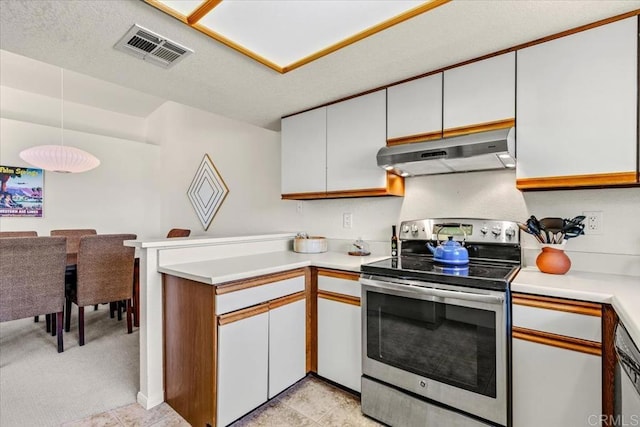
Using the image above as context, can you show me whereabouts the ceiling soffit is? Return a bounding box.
[144,0,450,73]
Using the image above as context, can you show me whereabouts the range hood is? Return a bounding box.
[377,127,516,177]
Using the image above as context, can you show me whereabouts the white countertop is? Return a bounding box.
[158,250,387,285]
[513,267,640,346]
[159,251,640,347]
[125,232,296,249]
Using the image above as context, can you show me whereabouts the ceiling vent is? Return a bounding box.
[114,24,193,69]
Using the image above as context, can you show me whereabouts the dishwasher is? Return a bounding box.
[615,323,640,421]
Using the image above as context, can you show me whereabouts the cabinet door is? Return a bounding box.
[516,17,637,188]
[268,299,306,398]
[326,90,387,192]
[443,52,515,132]
[217,310,269,427]
[281,107,327,195]
[387,73,443,142]
[512,338,601,427]
[317,297,362,392]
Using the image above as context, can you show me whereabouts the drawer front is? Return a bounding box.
[216,276,305,315]
[318,271,360,298]
[512,303,601,343]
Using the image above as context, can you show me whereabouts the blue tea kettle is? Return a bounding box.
[427,236,469,265]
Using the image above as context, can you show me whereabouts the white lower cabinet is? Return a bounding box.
[512,338,601,427]
[512,293,603,426]
[217,310,270,427]
[317,298,362,392]
[216,270,307,427]
[217,298,306,426]
[316,270,362,392]
[268,299,306,398]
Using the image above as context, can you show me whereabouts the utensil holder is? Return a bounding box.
[536,243,571,275]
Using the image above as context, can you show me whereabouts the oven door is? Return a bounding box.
[361,276,508,426]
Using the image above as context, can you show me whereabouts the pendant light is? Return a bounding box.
[19,69,100,173]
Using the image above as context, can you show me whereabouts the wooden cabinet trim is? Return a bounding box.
[318,290,361,306]
[215,268,306,295]
[513,326,602,356]
[282,173,404,200]
[218,303,269,326]
[317,268,360,281]
[601,305,618,426]
[513,293,602,317]
[281,191,328,200]
[442,118,515,138]
[163,275,216,426]
[268,291,305,310]
[306,268,317,373]
[387,130,443,146]
[516,171,638,190]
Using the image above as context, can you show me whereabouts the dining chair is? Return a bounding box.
[66,233,136,346]
[50,228,97,254]
[0,231,47,325]
[0,236,67,352]
[166,228,191,238]
[51,229,98,319]
[0,230,38,237]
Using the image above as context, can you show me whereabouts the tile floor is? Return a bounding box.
[62,376,383,427]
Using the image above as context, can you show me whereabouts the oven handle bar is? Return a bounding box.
[360,277,504,305]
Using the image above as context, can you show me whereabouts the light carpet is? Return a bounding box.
[0,305,139,427]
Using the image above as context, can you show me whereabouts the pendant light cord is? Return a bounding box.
[61,68,64,147]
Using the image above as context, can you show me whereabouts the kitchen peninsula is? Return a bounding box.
[125,233,385,419]
[128,232,640,427]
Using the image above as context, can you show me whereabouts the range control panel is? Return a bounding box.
[399,218,520,244]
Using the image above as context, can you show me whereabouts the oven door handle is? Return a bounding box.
[360,277,504,305]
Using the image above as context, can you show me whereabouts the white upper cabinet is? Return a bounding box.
[281,107,326,195]
[387,73,443,142]
[443,52,515,132]
[281,91,403,199]
[516,17,638,189]
[326,90,388,193]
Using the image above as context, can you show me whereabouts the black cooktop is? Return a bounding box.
[360,255,520,291]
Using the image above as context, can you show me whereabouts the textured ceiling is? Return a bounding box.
[1,0,639,131]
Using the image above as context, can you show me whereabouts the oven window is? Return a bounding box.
[366,291,497,398]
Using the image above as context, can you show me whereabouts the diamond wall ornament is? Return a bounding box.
[187,154,229,230]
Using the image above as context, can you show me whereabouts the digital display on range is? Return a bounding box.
[432,224,473,237]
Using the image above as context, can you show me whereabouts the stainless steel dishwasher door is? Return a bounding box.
[615,323,640,422]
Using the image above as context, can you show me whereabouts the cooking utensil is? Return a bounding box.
[562,215,586,232]
[525,216,545,243]
[540,217,564,232]
[539,217,564,243]
[564,224,585,239]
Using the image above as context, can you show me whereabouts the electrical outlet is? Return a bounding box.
[583,211,603,235]
[343,212,353,229]
[296,201,303,215]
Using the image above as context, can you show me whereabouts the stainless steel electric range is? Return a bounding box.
[360,218,521,427]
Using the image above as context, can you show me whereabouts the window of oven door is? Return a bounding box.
[364,287,501,398]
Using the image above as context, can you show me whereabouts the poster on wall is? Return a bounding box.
[0,165,44,217]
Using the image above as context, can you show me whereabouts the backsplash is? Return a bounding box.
[301,169,640,276]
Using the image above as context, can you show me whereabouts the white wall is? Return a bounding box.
[299,169,640,276]
[1,86,148,143]
[146,102,301,237]
[0,117,162,238]
[0,95,302,240]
